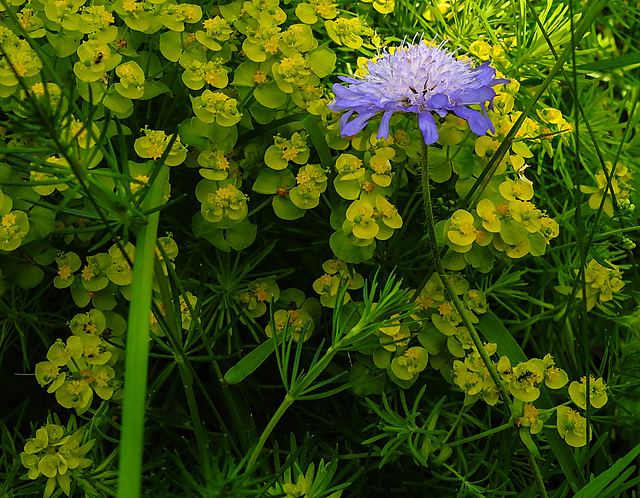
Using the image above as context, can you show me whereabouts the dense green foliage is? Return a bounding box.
[1,0,640,496]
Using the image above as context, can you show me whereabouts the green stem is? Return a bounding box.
[117,166,168,498]
[527,447,549,498]
[419,142,548,498]
[245,394,295,472]
[153,259,209,459]
[445,422,513,448]
[244,335,350,474]
[419,141,512,409]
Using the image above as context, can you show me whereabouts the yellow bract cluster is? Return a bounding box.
[556,258,625,311]
[313,258,364,307]
[35,333,118,414]
[20,424,94,498]
[237,279,280,317]
[134,127,187,166]
[580,161,634,217]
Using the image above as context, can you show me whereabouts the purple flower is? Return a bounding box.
[328,37,509,145]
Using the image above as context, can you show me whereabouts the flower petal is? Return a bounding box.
[377,110,394,139]
[340,110,378,137]
[454,106,493,136]
[418,112,439,144]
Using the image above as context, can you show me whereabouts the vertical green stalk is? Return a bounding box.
[420,142,547,498]
[245,394,295,473]
[153,259,209,459]
[419,142,511,406]
[117,165,169,498]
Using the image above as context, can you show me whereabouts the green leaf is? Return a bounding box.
[28,205,56,239]
[191,212,230,251]
[178,118,210,150]
[249,101,278,125]
[233,60,261,87]
[0,257,44,288]
[577,53,640,72]
[574,442,640,497]
[518,428,540,458]
[351,362,386,397]
[254,81,287,109]
[225,333,285,384]
[103,91,134,116]
[252,168,294,194]
[264,145,289,170]
[46,30,82,58]
[295,3,317,24]
[272,196,304,220]
[301,114,333,172]
[226,219,257,251]
[428,148,453,183]
[329,231,375,264]
[334,177,361,200]
[141,81,171,100]
[308,44,336,78]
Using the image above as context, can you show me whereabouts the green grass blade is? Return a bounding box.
[117,165,169,498]
[573,442,640,498]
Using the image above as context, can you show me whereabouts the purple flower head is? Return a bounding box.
[328,37,509,145]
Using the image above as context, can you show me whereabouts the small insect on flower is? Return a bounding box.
[516,370,534,383]
[328,35,508,145]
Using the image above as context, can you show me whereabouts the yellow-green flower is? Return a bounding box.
[93,365,116,400]
[498,178,534,201]
[46,337,83,366]
[265,309,314,342]
[558,259,625,311]
[557,405,591,447]
[369,146,395,187]
[179,291,199,330]
[80,334,112,365]
[115,61,146,99]
[192,89,242,126]
[508,359,545,402]
[346,199,379,240]
[199,183,249,225]
[21,424,94,498]
[542,354,568,389]
[390,346,428,381]
[55,380,94,414]
[580,161,633,217]
[568,375,608,410]
[35,362,67,393]
[0,210,29,251]
[447,209,477,247]
[134,127,187,166]
[476,199,501,233]
[515,404,543,435]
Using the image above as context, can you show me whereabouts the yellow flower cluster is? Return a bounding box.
[134,126,188,166]
[20,424,94,498]
[556,258,625,311]
[580,161,634,217]
[35,333,118,414]
[313,258,364,307]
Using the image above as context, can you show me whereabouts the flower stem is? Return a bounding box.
[419,140,547,498]
[419,141,511,407]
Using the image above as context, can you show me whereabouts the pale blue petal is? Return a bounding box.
[418,112,439,145]
[377,110,395,139]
